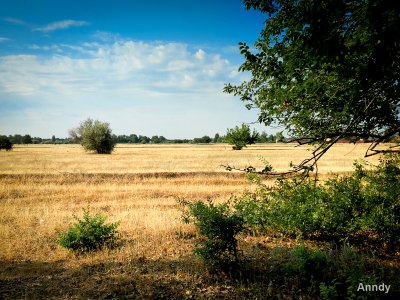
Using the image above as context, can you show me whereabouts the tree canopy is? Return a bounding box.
[225,0,400,159]
[69,118,115,154]
[225,124,259,150]
[0,136,13,151]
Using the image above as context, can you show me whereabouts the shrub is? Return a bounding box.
[234,154,400,246]
[69,118,115,154]
[272,243,398,299]
[0,135,13,151]
[282,244,327,278]
[225,124,258,150]
[56,209,120,252]
[178,198,244,272]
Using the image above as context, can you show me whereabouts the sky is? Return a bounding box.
[0,0,270,139]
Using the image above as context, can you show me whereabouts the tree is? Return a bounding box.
[214,133,220,143]
[11,134,22,144]
[69,118,115,154]
[275,132,285,143]
[22,134,32,144]
[0,136,13,151]
[258,131,268,143]
[52,135,56,144]
[193,135,212,144]
[139,135,150,144]
[129,134,139,143]
[225,124,258,150]
[151,135,160,144]
[225,0,400,163]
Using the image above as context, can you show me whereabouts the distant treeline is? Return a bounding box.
[4,131,281,145]
[6,132,396,146]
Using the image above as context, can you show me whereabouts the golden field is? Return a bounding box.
[0,143,384,299]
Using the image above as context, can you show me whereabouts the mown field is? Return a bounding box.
[0,143,389,299]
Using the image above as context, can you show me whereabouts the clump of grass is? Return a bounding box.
[55,208,120,252]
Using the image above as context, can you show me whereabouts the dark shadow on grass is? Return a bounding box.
[1,240,399,299]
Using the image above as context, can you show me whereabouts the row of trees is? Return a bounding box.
[6,134,71,145]
[3,129,284,147]
[67,119,287,154]
[112,131,283,145]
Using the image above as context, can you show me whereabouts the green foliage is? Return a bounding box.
[235,154,400,245]
[70,118,115,154]
[282,244,327,278]
[0,135,13,151]
[178,198,244,272]
[55,209,120,252]
[193,135,212,144]
[22,134,32,144]
[225,0,400,144]
[225,123,258,150]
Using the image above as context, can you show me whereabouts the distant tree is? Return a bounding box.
[214,133,220,143]
[258,131,268,143]
[52,135,56,144]
[139,135,150,144]
[69,118,115,154]
[129,134,139,143]
[275,132,285,143]
[10,134,22,144]
[193,136,212,144]
[268,134,275,143]
[33,137,42,144]
[22,134,32,144]
[159,136,167,143]
[225,124,258,150]
[151,135,160,144]
[0,136,13,151]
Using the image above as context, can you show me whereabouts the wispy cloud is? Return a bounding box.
[0,37,11,43]
[35,19,89,33]
[3,17,28,26]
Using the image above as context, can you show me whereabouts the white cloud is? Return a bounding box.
[0,40,256,137]
[35,20,89,33]
[195,49,205,60]
[0,40,240,96]
[0,37,10,43]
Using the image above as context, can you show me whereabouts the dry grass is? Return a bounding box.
[0,143,386,298]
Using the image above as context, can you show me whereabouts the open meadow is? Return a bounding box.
[0,143,393,299]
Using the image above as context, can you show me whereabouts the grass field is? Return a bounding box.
[0,143,389,299]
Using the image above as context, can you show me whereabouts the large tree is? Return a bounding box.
[225,0,400,164]
[69,118,115,154]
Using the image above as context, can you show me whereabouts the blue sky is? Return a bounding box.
[0,0,270,139]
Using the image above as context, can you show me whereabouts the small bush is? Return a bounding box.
[56,209,120,252]
[271,243,399,299]
[178,198,244,272]
[282,244,327,278]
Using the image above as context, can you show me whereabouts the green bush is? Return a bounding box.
[282,244,327,278]
[0,135,13,151]
[234,154,400,245]
[69,118,115,154]
[272,243,398,299]
[56,209,120,252]
[178,198,244,272]
[225,123,258,150]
